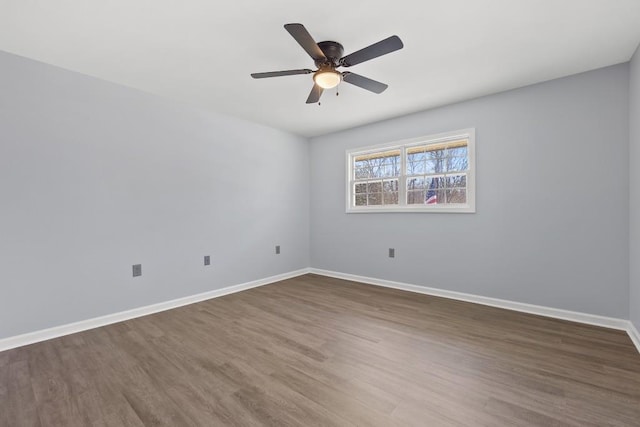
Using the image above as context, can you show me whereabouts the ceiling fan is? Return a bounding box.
[251,23,404,104]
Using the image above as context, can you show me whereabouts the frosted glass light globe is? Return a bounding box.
[313,70,341,89]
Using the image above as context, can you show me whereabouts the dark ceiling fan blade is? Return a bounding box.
[306,83,324,104]
[340,35,403,67]
[284,23,327,62]
[251,69,313,79]
[342,72,388,94]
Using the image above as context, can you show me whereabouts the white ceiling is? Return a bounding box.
[1,0,639,137]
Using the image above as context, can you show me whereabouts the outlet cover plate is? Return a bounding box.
[132,264,142,277]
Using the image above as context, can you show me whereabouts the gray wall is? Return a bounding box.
[310,64,630,318]
[1,47,635,341]
[631,45,640,331]
[0,51,310,339]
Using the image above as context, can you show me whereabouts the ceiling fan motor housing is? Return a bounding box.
[316,41,344,67]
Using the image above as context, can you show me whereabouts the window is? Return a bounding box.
[346,129,475,213]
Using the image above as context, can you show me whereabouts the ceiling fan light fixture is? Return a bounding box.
[313,69,341,89]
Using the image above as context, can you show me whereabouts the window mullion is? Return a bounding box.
[400,146,406,206]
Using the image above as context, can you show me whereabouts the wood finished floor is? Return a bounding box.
[1,274,640,426]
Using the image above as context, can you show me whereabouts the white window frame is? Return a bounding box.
[346,128,476,213]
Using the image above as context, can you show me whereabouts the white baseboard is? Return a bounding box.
[309,268,631,331]
[629,322,640,354]
[0,268,311,353]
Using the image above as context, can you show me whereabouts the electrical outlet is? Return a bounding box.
[204,255,211,266]
[388,248,395,258]
[275,245,281,255]
[132,264,142,277]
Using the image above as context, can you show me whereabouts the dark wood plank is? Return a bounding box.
[1,273,639,426]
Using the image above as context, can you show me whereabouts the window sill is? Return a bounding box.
[345,205,475,214]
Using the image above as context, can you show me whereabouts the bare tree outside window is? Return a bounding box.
[406,141,468,205]
[353,150,400,206]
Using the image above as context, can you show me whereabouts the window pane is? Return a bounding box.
[381,163,399,177]
[355,183,367,194]
[383,179,399,192]
[425,179,444,204]
[407,190,425,204]
[445,174,466,188]
[425,176,445,190]
[355,165,372,179]
[447,156,468,172]
[382,179,399,205]
[406,160,425,175]
[407,177,425,190]
[446,189,467,204]
[426,148,446,160]
[426,189,445,204]
[407,151,426,163]
[368,193,382,205]
[383,192,399,205]
[354,151,400,179]
[354,160,368,169]
[425,159,447,173]
[447,146,467,157]
[370,162,382,178]
[367,181,382,193]
[355,194,367,206]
